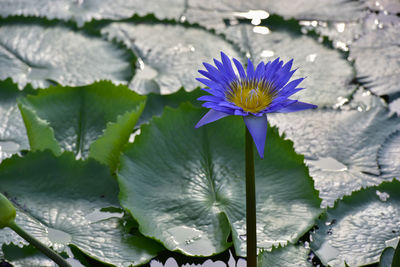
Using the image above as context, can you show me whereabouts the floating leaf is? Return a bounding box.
[0,79,30,163]
[311,180,400,266]
[184,0,366,30]
[378,130,400,180]
[301,13,400,52]
[0,151,163,266]
[258,245,312,267]
[350,24,400,96]
[117,104,322,257]
[0,23,132,89]
[138,88,203,126]
[101,22,243,94]
[389,98,400,116]
[1,244,65,267]
[379,247,395,267]
[18,81,146,169]
[0,0,184,27]
[222,24,355,107]
[268,100,400,207]
[366,0,400,14]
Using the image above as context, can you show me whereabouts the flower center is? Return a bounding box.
[226,78,277,113]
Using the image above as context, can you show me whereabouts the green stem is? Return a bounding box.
[8,221,71,267]
[245,127,257,267]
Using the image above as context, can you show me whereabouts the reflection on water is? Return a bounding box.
[315,242,340,265]
[233,10,269,25]
[167,226,215,256]
[309,157,348,172]
[0,140,20,153]
[376,190,390,202]
[47,227,72,244]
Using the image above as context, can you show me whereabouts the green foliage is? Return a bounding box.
[0,151,163,266]
[18,81,146,170]
[257,244,312,267]
[118,104,322,256]
[311,180,400,267]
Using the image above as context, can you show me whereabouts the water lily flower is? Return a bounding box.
[195,52,317,158]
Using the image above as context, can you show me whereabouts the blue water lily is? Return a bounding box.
[195,52,317,158]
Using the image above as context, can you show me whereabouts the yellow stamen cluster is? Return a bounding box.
[226,78,277,113]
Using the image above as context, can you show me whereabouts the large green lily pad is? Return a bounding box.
[378,130,400,180]
[0,79,31,163]
[300,13,400,52]
[0,0,184,27]
[311,180,400,267]
[18,81,146,170]
[350,24,400,97]
[0,23,132,89]
[366,0,400,14]
[0,151,163,266]
[268,99,400,207]
[185,0,366,31]
[258,244,312,267]
[137,88,203,126]
[117,104,322,257]
[222,24,355,107]
[101,22,243,95]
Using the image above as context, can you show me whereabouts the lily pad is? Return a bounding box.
[18,81,146,169]
[0,23,132,89]
[258,245,312,267]
[1,244,67,267]
[101,22,243,94]
[184,0,366,31]
[222,24,355,107]
[379,247,395,267]
[117,104,322,257]
[311,180,400,267]
[378,130,400,180]
[389,98,400,116]
[268,100,400,207]
[0,151,163,266]
[367,0,400,14]
[0,79,31,163]
[350,24,400,96]
[138,88,203,126]
[300,12,400,52]
[0,0,184,27]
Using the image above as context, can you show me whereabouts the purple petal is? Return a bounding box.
[276,87,304,99]
[276,101,318,113]
[198,69,219,83]
[246,58,255,79]
[214,59,224,72]
[201,88,225,98]
[233,58,246,79]
[196,78,225,92]
[197,95,223,103]
[234,109,248,116]
[202,103,234,113]
[266,99,297,112]
[219,101,242,110]
[278,78,304,96]
[275,69,296,89]
[243,115,268,158]
[255,61,265,79]
[265,58,282,81]
[220,52,236,80]
[195,110,230,128]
